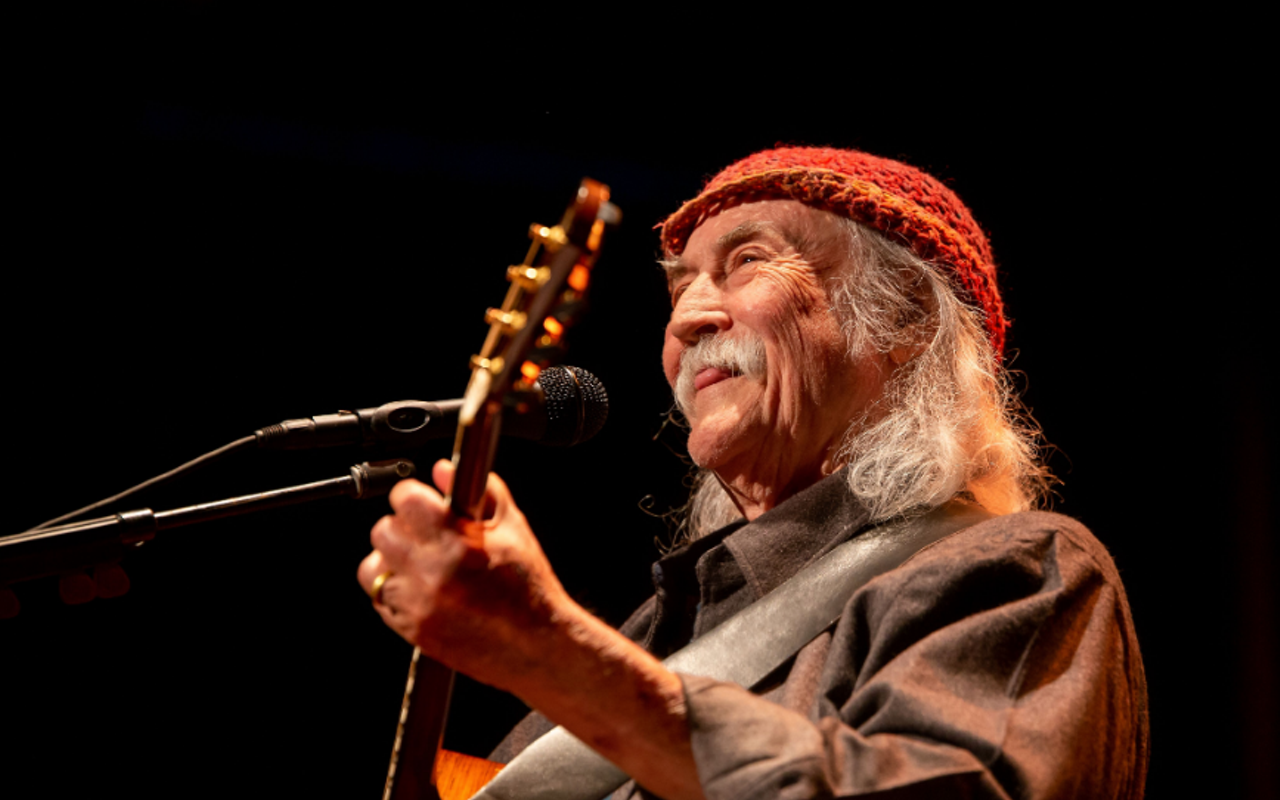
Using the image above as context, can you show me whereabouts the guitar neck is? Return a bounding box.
[449,384,504,522]
[384,650,453,800]
[380,179,614,799]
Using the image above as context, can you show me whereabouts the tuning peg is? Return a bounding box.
[507,265,548,289]
[470,355,504,375]
[529,224,568,250]
[485,308,527,332]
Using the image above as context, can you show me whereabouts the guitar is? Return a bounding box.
[383,179,619,800]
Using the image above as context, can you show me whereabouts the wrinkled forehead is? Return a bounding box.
[664,200,850,283]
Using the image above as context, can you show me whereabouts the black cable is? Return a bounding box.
[24,435,259,532]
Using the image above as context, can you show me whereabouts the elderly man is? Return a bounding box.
[358,147,1149,799]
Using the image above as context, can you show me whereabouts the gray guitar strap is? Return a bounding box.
[472,499,995,800]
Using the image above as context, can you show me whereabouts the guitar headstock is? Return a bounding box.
[476,179,618,392]
[450,179,619,518]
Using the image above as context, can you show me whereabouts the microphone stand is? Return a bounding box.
[0,459,416,612]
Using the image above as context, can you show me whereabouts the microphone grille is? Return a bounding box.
[538,366,609,447]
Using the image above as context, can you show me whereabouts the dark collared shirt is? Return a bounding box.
[494,473,1149,799]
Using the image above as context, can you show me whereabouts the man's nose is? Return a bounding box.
[667,278,732,344]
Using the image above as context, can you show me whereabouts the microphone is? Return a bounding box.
[255,366,608,452]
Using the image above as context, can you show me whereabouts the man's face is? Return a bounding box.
[662,200,894,500]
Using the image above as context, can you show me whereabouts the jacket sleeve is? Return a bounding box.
[677,512,1148,800]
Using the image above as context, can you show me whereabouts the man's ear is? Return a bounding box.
[889,339,927,365]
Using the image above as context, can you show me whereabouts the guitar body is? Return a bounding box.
[434,751,504,800]
[382,179,617,799]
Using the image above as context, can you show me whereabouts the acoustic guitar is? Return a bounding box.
[382,179,619,800]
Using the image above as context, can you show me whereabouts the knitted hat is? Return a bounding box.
[660,146,1007,356]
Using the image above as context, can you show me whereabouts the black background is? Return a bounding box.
[3,7,1274,799]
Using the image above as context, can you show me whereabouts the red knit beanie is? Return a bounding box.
[660,146,1007,357]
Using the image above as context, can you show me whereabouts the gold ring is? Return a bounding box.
[370,571,393,604]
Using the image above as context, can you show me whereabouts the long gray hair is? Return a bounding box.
[679,219,1052,539]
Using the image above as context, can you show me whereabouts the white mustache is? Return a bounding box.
[675,333,767,417]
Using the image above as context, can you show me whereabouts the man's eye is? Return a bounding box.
[671,284,688,306]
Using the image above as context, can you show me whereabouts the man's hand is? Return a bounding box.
[356,460,706,800]
[356,459,568,691]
